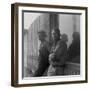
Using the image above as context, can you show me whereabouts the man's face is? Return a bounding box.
[52,30,60,41]
[38,34,44,41]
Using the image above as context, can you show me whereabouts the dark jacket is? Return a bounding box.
[47,40,67,76]
[49,40,67,66]
[33,41,50,76]
[67,39,80,63]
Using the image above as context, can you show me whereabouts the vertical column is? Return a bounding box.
[49,13,59,42]
[72,15,77,32]
[50,13,59,30]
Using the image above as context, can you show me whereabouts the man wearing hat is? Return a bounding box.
[47,28,67,76]
[33,30,50,76]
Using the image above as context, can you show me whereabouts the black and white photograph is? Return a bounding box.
[11,3,87,87]
[23,12,80,77]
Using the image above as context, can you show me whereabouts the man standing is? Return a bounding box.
[47,28,67,76]
[33,30,50,77]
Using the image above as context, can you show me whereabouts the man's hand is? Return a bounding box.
[49,53,55,62]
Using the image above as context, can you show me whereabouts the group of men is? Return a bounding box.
[32,28,67,77]
[29,27,80,77]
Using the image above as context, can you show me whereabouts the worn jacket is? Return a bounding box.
[48,39,67,76]
[33,41,50,76]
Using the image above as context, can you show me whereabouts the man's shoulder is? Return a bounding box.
[42,41,50,51]
[43,41,49,47]
[57,40,67,47]
[57,40,65,45]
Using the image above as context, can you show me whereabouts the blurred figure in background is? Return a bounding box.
[61,33,68,46]
[67,32,80,63]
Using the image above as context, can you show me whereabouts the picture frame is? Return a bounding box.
[11,3,88,87]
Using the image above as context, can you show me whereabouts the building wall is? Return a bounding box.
[59,14,80,48]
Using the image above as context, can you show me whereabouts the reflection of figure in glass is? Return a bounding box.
[33,30,50,77]
[47,29,67,76]
[67,32,80,63]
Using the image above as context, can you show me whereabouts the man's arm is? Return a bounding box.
[49,41,67,65]
[33,46,49,76]
[54,41,67,60]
